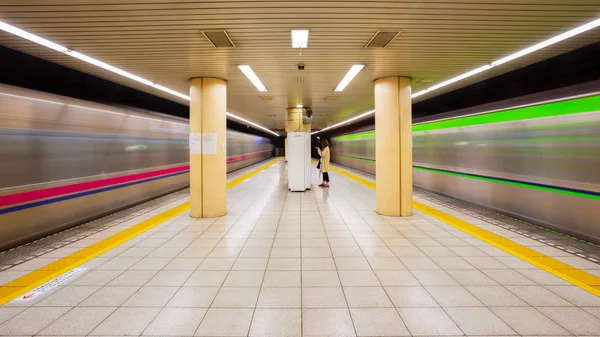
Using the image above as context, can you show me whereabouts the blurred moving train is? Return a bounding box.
[331,85,600,243]
[0,84,274,251]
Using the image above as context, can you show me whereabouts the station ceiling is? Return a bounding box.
[1,1,599,132]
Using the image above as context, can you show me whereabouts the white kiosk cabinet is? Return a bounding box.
[287,132,312,191]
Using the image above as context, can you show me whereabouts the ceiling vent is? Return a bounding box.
[364,30,401,48]
[201,30,236,48]
[324,96,339,101]
[260,96,273,101]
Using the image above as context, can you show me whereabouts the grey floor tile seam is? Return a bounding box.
[329,170,590,337]
[334,174,467,337]
[338,178,502,335]
[328,169,527,337]
[45,212,205,331]
[191,186,276,337]
[10,166,253,335]
[330,169,598,304]
[128,216,217,336]
[245,192,287,337]
[56,214,196,335]
[322,183,395,337]
[295,193,305,337]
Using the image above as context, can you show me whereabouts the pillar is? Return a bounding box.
[285,108,310,161]
[374,76,412,216]
[189,77,227,218]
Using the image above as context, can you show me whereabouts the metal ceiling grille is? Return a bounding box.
[201,30,236,48]
[365,31,401,48]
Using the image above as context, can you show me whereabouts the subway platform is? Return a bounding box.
[0,158,599,337]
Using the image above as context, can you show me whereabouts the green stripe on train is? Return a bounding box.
[335,155,600,200]
[332,95,600,141]
[338,155,375,162]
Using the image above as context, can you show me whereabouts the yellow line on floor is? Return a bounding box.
[0,157,282,306]
[327,163,600,297]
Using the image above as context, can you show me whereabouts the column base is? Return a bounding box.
[376,208,413,217]
[190,210,227,219]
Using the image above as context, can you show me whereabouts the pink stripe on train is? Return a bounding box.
[0,165,190,208]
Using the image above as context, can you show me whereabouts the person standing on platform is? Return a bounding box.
[319,139,331,188]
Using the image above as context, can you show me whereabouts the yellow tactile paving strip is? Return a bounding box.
[327,163,600,297]
[0,158,282,306]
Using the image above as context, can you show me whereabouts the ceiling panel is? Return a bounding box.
[1,0,599,132]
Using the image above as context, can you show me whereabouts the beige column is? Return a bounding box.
[189,77,227,218]
[286,108,305,133]
[374,76,412,216]
[285,108,310,161]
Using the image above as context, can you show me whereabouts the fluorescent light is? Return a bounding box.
[291,30,309,48]
[492,18,600,67]
[296,104,303,108]
[152,84,190,100]
[313,18,600,134]
[427,64,492,92]
[334,65,365,92]
[0,21,68,53]
[0,21,279,136]
[312,109,375,135]
[412,17,600,99]
[237,65,268,92]
[226,112,279,137]
[67,51,154,86]
[0,20,190,102]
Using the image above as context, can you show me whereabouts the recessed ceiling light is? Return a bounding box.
[0,21,280,136]
[334,65,365,92]
[291,30,309,48]
[237,65,268,92]
[296,104,303,108]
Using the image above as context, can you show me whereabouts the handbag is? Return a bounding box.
[316,160,321,170]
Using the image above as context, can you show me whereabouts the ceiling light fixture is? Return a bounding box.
[0,21,68,53]
[312,110,375,135]
[412,17,600,99]
[334,65,365,92]
[291,30,309,48]
[226,112,279,137]
[0,21,280,136]
[296,104,303,108]
[0,20,188,100]
[313,17,600,134]
[237,65,268,92]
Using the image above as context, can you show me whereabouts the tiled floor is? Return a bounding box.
[0,160,599,337]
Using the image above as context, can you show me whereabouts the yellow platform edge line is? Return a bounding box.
[327,163,600,297]
[0,157,282,306]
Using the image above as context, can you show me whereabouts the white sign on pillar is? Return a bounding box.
[202,133,218,154]
[190,133,201,154]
